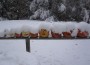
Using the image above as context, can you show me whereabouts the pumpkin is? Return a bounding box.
[15,33,22,38]
[63,32,72,38]
[30,33,38,38]
[22,32,30,37]
[51,32,61,38]
[39,29,49,38]
[77,29,89,38]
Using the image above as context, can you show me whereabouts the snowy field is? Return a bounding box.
[0,20,90,65]
[0,40,90,65]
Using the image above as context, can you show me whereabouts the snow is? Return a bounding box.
[0,20,90,65]
[58,3,66,12]
[4,29,10,37]
[21,25,30,32]
[83,8,89,22]
[10,29,16,34]
[35,0,48,4]
[66,22,76,32]
[71,29,78,37]
[0,17,8,21]
[39,22,51,31]
[15,28,22,34]
[0,32,5,37]
[30,1,37,12]
[51,22,66,34]
[45,16,55,22]
[51,22,77,34]
[0,40,38,65]
[72,6,76,12]
[30,8,50,20]
[76,22,89,32]
[0,40,90,65]
[30,26,39,34]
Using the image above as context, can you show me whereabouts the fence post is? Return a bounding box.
[26,38,30,52]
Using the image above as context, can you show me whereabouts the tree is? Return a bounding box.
[51,0,65,21]
[1,0,31,20]
[65,0,83,21]
[30,0,51,20]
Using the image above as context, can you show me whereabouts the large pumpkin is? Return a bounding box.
[77,29,89,38]
[51,32,61,38]
[63,32,72,38]
[39,29,49,38]
[22,32,30,37]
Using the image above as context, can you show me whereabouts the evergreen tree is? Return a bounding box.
[30,0,51,20]
[1,0,31,20]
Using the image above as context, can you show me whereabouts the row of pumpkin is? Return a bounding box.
[0,22,89,38]
[2,29,89,38]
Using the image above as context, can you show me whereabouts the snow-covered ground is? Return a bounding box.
[0,40,90,65]
[0,20,90,65]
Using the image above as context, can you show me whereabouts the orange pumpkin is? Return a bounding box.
[63,32,72,38]
[30,33,38,38]
[39,29,49,38]
[77,29,89,38]
[15,33,22,38]
[51,32,61,38]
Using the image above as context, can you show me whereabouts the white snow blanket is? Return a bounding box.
[0,20,90,37]
[0,40,90,65]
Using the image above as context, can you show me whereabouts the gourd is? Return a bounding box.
[22,32,30,37]
[39,29,49,38]
[77,29,89,38]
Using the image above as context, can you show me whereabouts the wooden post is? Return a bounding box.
[26,38,30,52]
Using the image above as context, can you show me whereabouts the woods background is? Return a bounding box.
[0,0,90,22]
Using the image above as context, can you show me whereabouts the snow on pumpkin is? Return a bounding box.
[9,29,16,37]
[39,23,51,38]
[51,22,66,38]
[21,25,30,37]
[30,26,39,38]
[63,22,77,38]
[76,22,89,38]
[15,28,22,38]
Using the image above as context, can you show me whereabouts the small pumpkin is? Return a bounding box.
[22,32,30,37]
[51,32,61,38]
[15,33,22,38]
[77,29,89,38]
[39,29,49,38]
[63,32,72,38]
[30,33,38,38]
